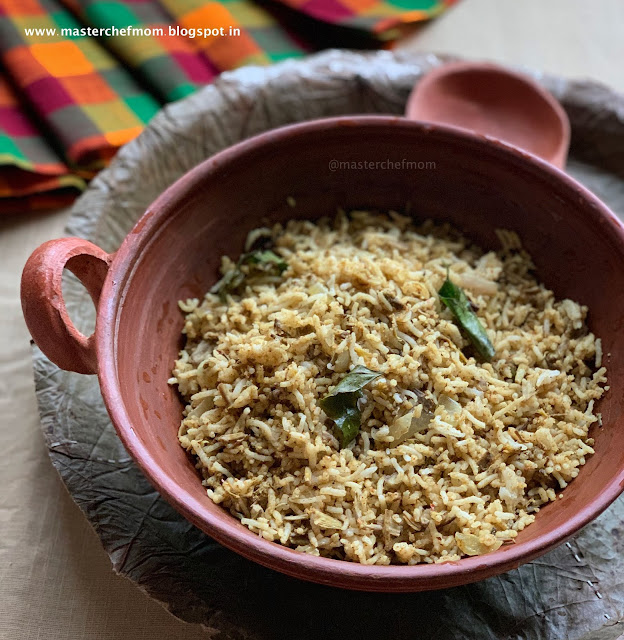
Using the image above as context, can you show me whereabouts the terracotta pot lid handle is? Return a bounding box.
[21,237,112,374]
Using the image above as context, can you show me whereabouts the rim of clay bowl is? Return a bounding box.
[97,115,624,592]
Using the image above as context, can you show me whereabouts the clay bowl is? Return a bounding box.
[21,116,624,592]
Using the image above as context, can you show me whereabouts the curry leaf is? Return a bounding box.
[243,250,288,274]
[319,391,362,448]
[328,365,383,394]
[211,249,287,300]
[319,366,382,447]
[438,275,495,361]
[210,268,245,300]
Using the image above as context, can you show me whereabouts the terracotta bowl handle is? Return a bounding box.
[21,237,112,375]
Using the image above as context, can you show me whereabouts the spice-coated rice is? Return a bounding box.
[170,211,607,565]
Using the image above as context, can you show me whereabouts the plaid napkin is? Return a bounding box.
[0,0,456,213]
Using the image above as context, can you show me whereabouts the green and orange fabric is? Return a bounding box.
[0,0,456,213]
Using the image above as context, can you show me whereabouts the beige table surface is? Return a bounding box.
[2,1,624,638]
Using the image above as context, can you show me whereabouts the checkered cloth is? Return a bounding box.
[0,0,456,213]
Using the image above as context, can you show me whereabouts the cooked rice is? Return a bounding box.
[170,211,607,565]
